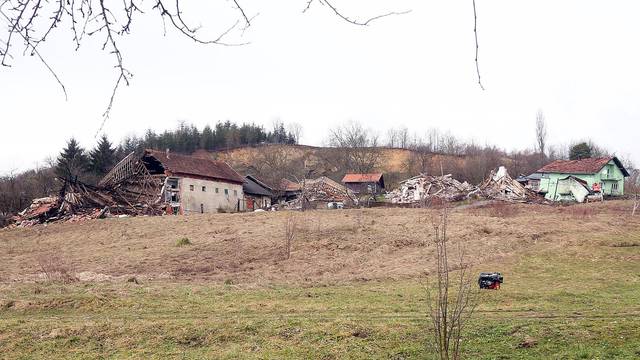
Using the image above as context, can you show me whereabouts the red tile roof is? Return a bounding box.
[279,178,301,192]
[144,149,244,184]
[537,157,617,175]
[341,173,383,183]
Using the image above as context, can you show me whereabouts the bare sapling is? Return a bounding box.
[629,171,639,216]
[426,206,478,360]
[37,252,78,284]
[284,212,297,259]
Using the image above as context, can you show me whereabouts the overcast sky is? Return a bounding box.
[1,0,639,174]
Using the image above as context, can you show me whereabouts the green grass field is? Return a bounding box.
[2,245,639,359]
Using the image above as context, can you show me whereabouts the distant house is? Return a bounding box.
[532,157,629,202]
[101,149,245,214]
[243,175,273,210]
[341,173,385,195]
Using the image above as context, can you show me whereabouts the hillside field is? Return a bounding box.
[1,201,639,358]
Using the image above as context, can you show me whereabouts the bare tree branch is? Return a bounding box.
[0,7,67,99]
[1,0,410,133]
[473,0,484,90]
[306,0,410,26]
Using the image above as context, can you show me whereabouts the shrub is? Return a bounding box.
[176,237,192,247]
[37,253,78,284]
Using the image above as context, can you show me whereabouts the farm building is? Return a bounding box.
[243,175,273,210]
[341,173,385,195]
[530,157,629,202]
[100,149,245,214]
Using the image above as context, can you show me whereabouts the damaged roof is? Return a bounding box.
[244,175,274,197]
[537,157,630,176]
[279,178,302,192]
[341,173,384,183]
[144,149,244,184]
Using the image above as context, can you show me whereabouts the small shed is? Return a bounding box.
[243,175,274,210]
[341,173,385,195]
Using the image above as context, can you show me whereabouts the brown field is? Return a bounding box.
[1,200,637,285]
[2,200,640,358]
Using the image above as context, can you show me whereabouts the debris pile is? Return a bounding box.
[283,176,354,209]
[385,174,479,204]
[479,166,542,203]
[304,177,353,203]
[10,180,163,228]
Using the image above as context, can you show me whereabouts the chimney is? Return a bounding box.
[166,148,170,159]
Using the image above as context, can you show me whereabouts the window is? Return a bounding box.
[202,186,206,192]
[189,185,194,191]
[234,190,237,196]
[612,182,618,190]
[215,188,219,193]
[224,189,229,195]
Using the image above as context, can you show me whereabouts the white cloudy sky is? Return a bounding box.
[1,0,639,174]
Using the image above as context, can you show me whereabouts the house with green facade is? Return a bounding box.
[528,157,629,202]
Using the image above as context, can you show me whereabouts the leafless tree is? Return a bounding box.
[425,206,478,359]
[626,168,639,216]
[398,126,409,149]
[386,128,398,148]
[283,212,297,259]
[256,146,301,188]
[328,121,380,173]
[287,122,304,144]
[535,110,547,159]
[0,1,406,131]
[37,251,78,283]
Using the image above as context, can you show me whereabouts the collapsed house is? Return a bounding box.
[386,166,545,205]
[10,149,247,227]
[283,176,354,209]
[478,166,533,202]
[11,178,165,227]
[101,149,245,214]
[279,178,303,202]
[385,174,479,204]
[531,157,629,202]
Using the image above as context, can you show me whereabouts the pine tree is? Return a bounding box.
[89,135,117,177]
[200,125,215,150]
[569,142,593,160]
[56,138,89,182]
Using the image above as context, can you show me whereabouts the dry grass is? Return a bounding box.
[0,200,638,285]
[35,252,78,284]
[1,200,639,359]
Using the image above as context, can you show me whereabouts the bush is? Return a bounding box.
[176,237,192,247]
[37,253,78,284]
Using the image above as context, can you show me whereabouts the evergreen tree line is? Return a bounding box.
[53,120,299,184]
[116,120,297,159]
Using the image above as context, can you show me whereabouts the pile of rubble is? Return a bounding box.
[9,180,163,228]
[386,174,480,204]
[386,166,547,205]
[479,166,541,203]
[303,176,353,203]
[283,176,354,209]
